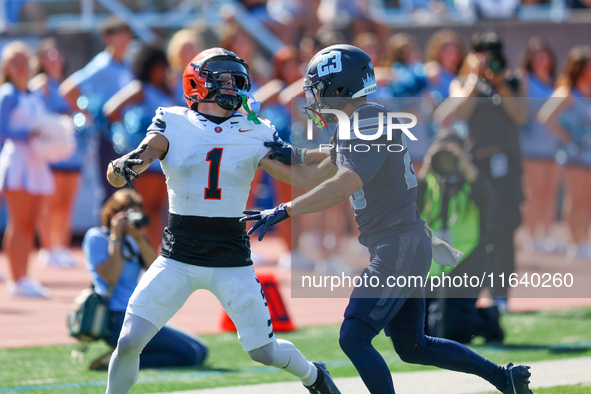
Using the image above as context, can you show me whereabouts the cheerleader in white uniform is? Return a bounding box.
[0,41,54,298]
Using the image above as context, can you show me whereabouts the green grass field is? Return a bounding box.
[1,308,591,393]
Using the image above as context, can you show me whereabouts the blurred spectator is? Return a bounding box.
[565,0,591,8]
[166,28,204,106]
[238,0,322,45]
[2,0,45,31]
[454,0,520,19]
[425,29,467,100]
[219,22,267,89]
[82,189,208,370]
[417,130,502,344]
[103,45,175,251]
[29,37,81,269]
[353,31,381,66]
[538,46,591,261]
[298,34,323,65]
[0,41,53,298]
[435,32,527,313]
[381,33,428,97]
[380,33,431,173]
[316,0,377,42]
[251,46,302,264]
[256,45,302,140]
[354,31,393,101]
[266,0,321,44]
[518,37,561,254]
[59,17,134,203]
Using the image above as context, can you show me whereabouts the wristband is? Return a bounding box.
[109,234,122,244]
[300,149,307,165]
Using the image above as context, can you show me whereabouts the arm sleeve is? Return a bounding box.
[0,88,30,141]
[339,139,389,186]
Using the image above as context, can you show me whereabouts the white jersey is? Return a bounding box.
[147,106,276,217]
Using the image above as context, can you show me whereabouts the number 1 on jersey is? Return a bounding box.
[205,148,223,199]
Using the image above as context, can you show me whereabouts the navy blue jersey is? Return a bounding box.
[336,103,424,246]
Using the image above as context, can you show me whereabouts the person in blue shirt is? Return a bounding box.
[518,37,561,254]
[82,188,208,370]
[59,16,134,203]
[381,33,432,174]
[0,41,53,298]
[538,45,591,261]
[425,29,466,101]
[103,45,175,250]
[29,37,83,268]
[246,44,532,394]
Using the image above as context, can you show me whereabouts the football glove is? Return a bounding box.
[110,144,146,188]
[240,203,290,241]
[264,141,306,165]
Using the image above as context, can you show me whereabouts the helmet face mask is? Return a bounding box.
[183,48,251,111]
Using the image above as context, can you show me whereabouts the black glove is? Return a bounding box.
[240,203,290,241]
[110,144,147,188]
[264,141,305,165]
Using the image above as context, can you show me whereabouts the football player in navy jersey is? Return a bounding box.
[244,44,532,394]
[106,48,339,394]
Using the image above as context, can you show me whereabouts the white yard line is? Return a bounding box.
[156,357,591,394]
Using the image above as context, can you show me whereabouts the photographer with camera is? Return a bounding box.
[417,130,504,344]
[434,32,527,313]
[81,189,208,370]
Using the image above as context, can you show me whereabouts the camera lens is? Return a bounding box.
[431,150,459,177]
[125,209,150,228]
[486,53,506,74]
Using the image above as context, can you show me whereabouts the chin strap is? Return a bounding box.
[239,90,261,124]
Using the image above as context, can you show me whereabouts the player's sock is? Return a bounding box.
[391,331,507,391]
[106,314,159,394]
[339,318,395,394]
[248,339,317,385]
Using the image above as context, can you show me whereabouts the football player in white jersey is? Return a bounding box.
[105,48,339,394]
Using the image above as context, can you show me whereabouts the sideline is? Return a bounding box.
[2,355,590,393]
[155,357,591,394]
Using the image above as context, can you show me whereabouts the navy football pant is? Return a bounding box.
[340,298,507,394]
[339,230,507,393]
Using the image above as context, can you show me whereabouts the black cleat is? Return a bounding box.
[503,363,532,394]
[305,361,341,394]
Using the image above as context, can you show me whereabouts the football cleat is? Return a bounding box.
[305,361,341,394]
[503,363,532,394]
